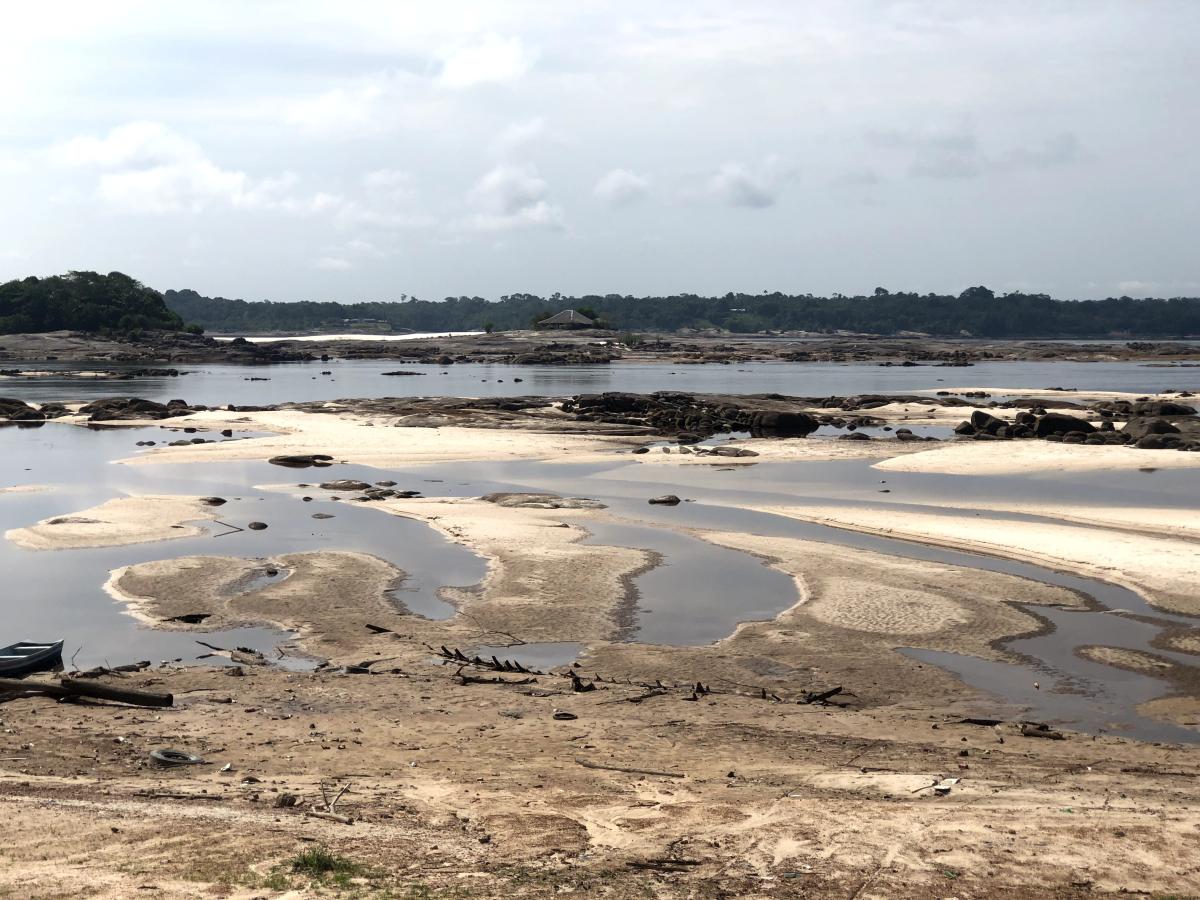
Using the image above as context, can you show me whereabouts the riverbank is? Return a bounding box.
[1,386,1199,896]
[3,328,1200,366]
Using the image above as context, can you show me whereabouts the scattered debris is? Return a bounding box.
[149,748,206,767]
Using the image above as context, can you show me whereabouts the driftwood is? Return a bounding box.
[74,661,151,678]
[0,677,173,708]
[800,686,843,705]
[627,858,702,870]
[455,669,537,686]
[1020,722,1065,740]
[307,782,354,824]
[575,757,685,779]
[434,645,544,675]
[306,809,353,824]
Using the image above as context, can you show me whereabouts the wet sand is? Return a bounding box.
[2,390,1200,897]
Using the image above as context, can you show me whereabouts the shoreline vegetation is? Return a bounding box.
[5,272,1200,349]
[165,284,1200,339]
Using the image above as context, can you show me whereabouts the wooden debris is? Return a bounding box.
[575,757,685,779]
[0,676,172,708]
[800,686,843,705]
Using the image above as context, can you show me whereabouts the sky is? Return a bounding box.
[1,1,1197,302]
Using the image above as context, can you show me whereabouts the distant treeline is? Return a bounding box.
[0,271,186,335]
[166,286,1200,338]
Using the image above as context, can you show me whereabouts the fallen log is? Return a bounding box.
[0,677,173,707]
[800,686,843,705]
[61,677,174,707]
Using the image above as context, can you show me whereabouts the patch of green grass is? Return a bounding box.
[290,846,364,879]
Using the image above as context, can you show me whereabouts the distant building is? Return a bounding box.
[537,309,596,329]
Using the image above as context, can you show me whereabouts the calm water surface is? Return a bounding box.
[1,359,1198,406]
[1,360,1198,741]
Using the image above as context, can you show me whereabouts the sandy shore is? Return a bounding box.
[0,484,48,495]
[121,409,639,467]
[875,439,1200,475]
[5,495,219,550]
[755,502,1200,616]
[4,389,1200,896]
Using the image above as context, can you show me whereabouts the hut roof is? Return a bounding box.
[538,309,596,326]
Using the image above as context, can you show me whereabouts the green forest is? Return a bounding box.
[0,271,185,335]
[166,286,1200,339]
[2,272,1199,338]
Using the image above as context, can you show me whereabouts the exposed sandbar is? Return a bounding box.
[6,495,218,550]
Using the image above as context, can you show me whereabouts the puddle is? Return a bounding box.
[902,648,1200,744]
[582,520,797,645]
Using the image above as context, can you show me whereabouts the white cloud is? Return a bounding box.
[438,35,533,88]
[363,169,414,193]
[870,129,1085,179]
[594,168,651,207]
[706,156,792,208]
[51,122,338,215]
[492,117,548,155]
[314,255,353,271]
[50,121,202,168]
[464,163,563,231]
[284,79,387,136]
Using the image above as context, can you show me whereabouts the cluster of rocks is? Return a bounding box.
[953,399,1200,450]
[634,444,760,457]
[0,398,66,422]
[78,397,205,421]
[563,392,821,440]
[311,479,422,502]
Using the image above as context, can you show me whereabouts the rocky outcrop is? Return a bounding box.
[563,392,820,439]
[79,397,196,421]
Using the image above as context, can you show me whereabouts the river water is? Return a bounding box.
[1,358,1198,407]
[1,359,1198,742]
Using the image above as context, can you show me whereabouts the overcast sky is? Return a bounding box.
[1,2,1197,301]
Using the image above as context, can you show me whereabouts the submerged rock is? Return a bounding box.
[319,480,372,491]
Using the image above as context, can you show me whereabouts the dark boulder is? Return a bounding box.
[268,454,335,468]
[1035,413,1096,438]
[1132,400,1196,417]
[319,480,372,491]
[0,398,39,418]
[970,410,1007,435]
[648,495,682,505]
[750,411,819,437]
[80,397,171,421]
[1122,417,1181,441]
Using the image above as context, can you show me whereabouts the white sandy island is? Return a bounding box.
[5,495,219,550]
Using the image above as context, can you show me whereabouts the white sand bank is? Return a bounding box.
[6,495,219,550]
[874,440,1200,475]
[120,410,637,467]
[756,503,1200,615]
